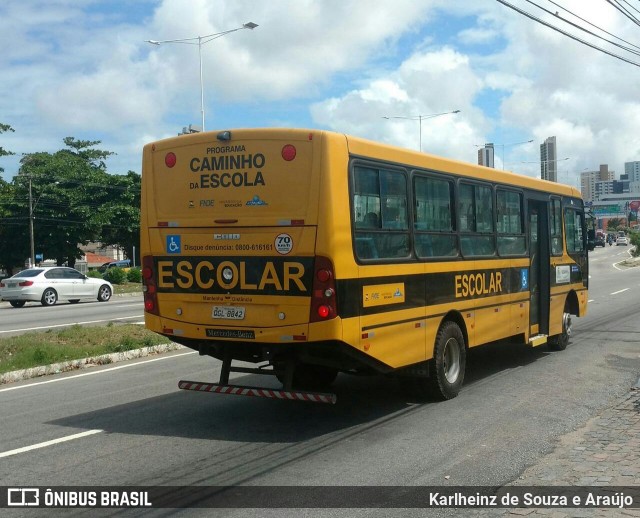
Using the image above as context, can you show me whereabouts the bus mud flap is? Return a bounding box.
[178,380,337,404]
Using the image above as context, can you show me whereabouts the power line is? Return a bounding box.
[546,0,640,52]
[496,0,640,67]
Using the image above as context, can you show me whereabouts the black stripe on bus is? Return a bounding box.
[336,267,528,319]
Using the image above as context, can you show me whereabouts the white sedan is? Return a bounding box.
[0,267,113,308]
[617,235,628,246]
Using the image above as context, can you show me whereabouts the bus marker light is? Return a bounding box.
[281,144,296,161]
[364,344,370,351]
[144,300,155,311]
[165,152,177,168]
[176,308,182,315]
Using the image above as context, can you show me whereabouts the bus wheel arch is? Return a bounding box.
[415,313,467,401]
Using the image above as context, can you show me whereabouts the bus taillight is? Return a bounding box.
[142,255,159,315]
[310,256,337,322]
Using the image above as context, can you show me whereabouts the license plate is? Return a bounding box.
[212,306,245,320]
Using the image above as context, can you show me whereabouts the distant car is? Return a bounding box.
[617,235,628,246]
[0,266,113,308]
[98,259,131,273]
[594,235,606,247]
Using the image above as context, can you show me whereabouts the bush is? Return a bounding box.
[127,267,142,283]
[102,266,128,284]
[87,270,103,279]
[630,232,640,257]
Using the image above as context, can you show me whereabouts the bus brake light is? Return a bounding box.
[317,305,330,318]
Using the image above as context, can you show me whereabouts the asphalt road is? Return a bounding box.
[1,244,639,517]
[0,294,144,338]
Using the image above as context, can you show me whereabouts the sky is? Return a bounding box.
[2,0,640,188]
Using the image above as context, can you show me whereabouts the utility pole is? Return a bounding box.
[28,176,35,267]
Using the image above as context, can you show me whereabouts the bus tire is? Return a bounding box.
[419,321,466,401]
[548,307,571,351]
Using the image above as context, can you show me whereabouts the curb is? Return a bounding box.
[0,342,185,385]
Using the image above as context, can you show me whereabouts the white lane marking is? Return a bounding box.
[0,315,144,334]
[0,350,196,393]
[588,299,594,302]
[610,288,630,295]
[0,429,103,458]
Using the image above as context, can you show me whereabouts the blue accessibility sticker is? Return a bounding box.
[520,269,529,290]
[167,235,181,254]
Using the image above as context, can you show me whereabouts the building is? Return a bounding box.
[478,143,495,168]
[540,136,557,182]
[625,161,640,193]
[581,165,615,202]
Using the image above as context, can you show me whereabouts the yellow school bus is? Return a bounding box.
[140,128,588,403]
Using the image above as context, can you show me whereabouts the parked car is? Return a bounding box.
[0,267,113,307]
[98,259,131,273]
[594,235,606,247]
[617,235,628,246]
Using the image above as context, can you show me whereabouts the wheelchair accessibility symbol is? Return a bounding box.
[167,235,181,254]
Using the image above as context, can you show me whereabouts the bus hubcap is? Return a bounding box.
[443,338,461,383]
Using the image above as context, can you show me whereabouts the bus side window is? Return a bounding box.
[413,175,457,259]
[497,189,526,255]
[564,208,584,253]
[353,165,409,260]
[550,198,563,255]
[459,182,495,257]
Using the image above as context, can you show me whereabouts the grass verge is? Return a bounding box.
[0,323,172,375]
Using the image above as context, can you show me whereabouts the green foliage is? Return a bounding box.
[126,267,142,283]
[0,324,172,374]
[0,123,15,173]
[630,232,640,257]
[102,266,128,284]
[606,218,622,231]
[0,136,141,273]
[87,270,103,278]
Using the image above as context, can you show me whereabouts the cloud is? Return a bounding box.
[1,0,640,186]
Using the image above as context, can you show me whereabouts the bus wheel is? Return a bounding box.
[420,321,466,401]
[278,363,338,391]
[548,308,571,351]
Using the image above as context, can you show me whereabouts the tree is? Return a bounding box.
[0,137,142,271]
[96,170,141,265]
[606,218,622,231]
[0,123,15,174]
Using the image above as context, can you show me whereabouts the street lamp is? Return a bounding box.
[382,110,461,152]
[146,22,258,131]
[475,139,534,170]
[516,157,571,181]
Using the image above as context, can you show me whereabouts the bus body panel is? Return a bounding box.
[141,128,589,388]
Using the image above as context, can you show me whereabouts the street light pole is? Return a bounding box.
[382,110,461,152]
[146,22,258,131]
[475,139,534,170]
